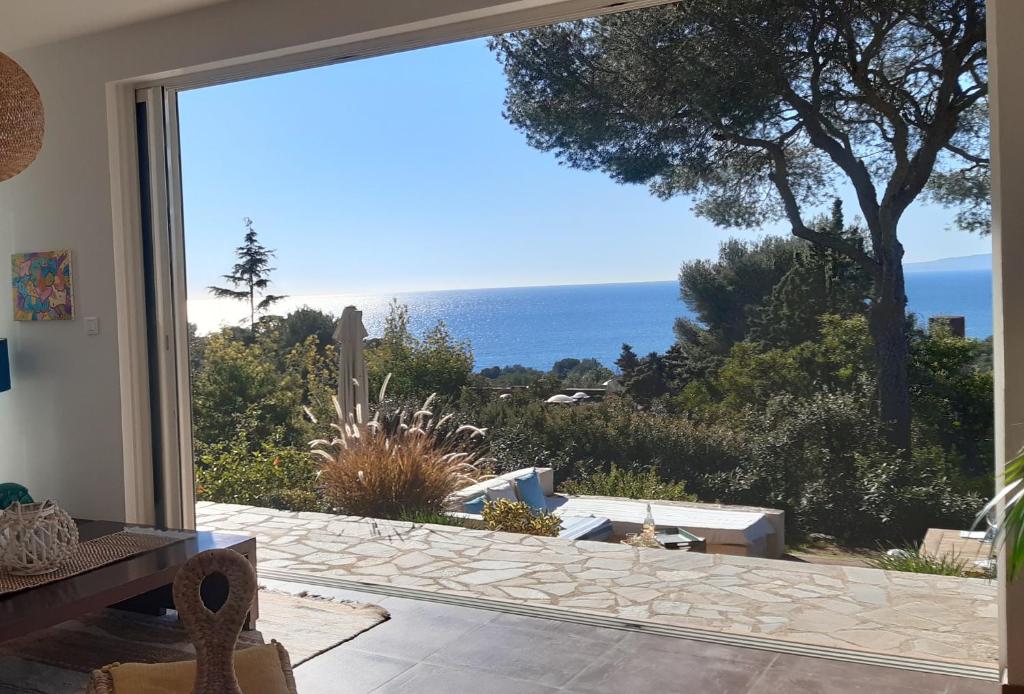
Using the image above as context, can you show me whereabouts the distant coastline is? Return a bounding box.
[905,253,992,273]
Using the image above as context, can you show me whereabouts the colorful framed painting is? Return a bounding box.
[11,250,74,321]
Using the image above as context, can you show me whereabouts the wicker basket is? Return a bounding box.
[0,500,78,575]
[0,52,45,182]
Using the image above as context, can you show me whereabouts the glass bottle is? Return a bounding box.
[642,503,656,542]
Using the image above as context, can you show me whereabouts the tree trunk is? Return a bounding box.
[869,239,912,454]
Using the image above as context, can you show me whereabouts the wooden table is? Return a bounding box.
[0,519,257,643]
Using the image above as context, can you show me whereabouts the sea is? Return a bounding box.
[186,269,993,371]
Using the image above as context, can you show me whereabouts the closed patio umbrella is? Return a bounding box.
[333,305,370,425]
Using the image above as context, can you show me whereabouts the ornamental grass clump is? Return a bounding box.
[867,546,978,577]
[309,388,491,519]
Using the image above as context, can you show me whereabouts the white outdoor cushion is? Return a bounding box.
[485,481,518,503]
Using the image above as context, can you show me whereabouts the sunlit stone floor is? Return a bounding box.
[197,501,997,669]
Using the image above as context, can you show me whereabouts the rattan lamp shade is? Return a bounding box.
[0,52,44,182]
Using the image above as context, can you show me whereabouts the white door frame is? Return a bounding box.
[988,2,1024,690]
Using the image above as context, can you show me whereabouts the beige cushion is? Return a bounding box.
[106,643,290,694]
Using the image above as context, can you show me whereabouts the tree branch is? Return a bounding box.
[719,131,881,278]
[943,142,989,165]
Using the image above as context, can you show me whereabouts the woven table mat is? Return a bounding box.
[0,531,185,596]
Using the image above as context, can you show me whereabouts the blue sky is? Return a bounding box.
[178,37,990,298]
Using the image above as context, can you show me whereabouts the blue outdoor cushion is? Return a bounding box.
[514,470,547,512]
[463,495,486,514]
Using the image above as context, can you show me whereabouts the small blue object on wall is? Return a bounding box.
[0,339,10,392]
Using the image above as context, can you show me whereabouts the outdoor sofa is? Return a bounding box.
[449,467,785,558]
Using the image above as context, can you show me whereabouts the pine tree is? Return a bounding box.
[750,200,873,348]
[615,344,641,376]
[209,218,285,330]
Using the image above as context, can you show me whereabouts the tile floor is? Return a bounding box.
[262,578,997,694]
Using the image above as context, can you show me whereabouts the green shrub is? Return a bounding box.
[195,440,324,512]
[561,465,695,501]
[472,397,744,487]
[191,332,309,451]
[702,385,983,543]
[365,300,473,401]
[482,499,562,536]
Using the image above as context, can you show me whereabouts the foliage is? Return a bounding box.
[926,99,992,235]
[481,499,562,537]
[365,300,474,401]
[677,237,804,353]
[312,394,490,519]
[478,364,544,386]
[282,335,338,432]
[867,547,977,578]
[927,167,991,235]
[675,314,874,416]
[477,358,611,388]
[857,443,984,542]
[472,396,744,488]
[619,351,674,404]
[909,323,994,476]
[190,331,308,451]
[208,218,285,328]
[701,385,982,542]
[615,344,641,374]
[493,2,986,229]
[492,0,988,452]
[561,465,694,502]
[749,201,873,348]
[395,509,470,528]
[260,307,337,356]
[195,436,324,512]
[553,358,613,387]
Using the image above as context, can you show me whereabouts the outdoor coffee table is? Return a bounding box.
[0,518,257,643]
[655,527,706,551]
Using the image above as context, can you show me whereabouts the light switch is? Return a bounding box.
[84,317,99,336]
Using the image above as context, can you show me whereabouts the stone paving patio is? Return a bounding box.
[197,501,997,669]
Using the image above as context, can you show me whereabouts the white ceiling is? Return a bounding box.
[0,0,232,53]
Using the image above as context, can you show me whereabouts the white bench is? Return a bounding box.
[547,495,783,558]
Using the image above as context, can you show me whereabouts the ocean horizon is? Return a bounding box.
[187,269,993,371]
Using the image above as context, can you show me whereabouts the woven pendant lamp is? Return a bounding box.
[0,52,44,182]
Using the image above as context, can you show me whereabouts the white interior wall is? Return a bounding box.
[0,0,625,520]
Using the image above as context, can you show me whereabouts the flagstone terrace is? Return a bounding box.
[197,501,998,678]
